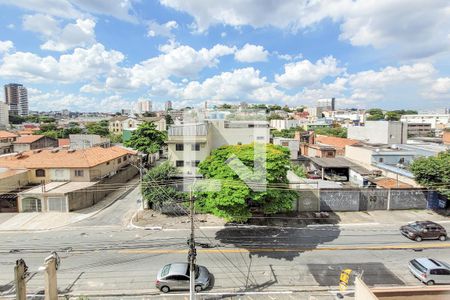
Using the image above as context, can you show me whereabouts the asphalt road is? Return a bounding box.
[1,185,450,299]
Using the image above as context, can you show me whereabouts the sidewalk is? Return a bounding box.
[0,179,139,231]
[130,209,449,230]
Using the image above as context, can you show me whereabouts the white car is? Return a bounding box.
[409,258,450,285]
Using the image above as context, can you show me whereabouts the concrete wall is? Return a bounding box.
[320,190,361,211]
[355,277,378,300]
[345,145,373,166]
[348,121,407,145]
[68,165,138,211]
[389,189,429,210]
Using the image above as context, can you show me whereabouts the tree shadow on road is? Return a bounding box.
[214,212,342,261]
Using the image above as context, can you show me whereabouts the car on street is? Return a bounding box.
[409,258,450,285]
[155,262,211,293]
[400,221,447,242]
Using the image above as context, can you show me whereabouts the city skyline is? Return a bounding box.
[0,1,449,112]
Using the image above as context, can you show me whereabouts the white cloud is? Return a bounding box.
[147,20,178,38]
[234,43,268,63]
[276,52,303,61]
[23,14,60,36]
[160,0,450,59]
[0,43,124,83]
[431,77,450,94]
[0,41,14,54]
[29,88,133,112]
[105,43,236,89]
[7,24,15,29]
[275,56,344,89]
[182,67,281,102]
[42,19,96,51]
[23,15,96,52]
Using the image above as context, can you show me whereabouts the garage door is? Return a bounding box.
[48,197,67,212]
[22,198,42,212]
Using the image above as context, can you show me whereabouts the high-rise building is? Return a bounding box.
[165,100,172,111]
[137,100,152,113]
[0,102,9,128]
[4,83,29,116]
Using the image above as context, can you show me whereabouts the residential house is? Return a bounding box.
[69,134,110,149]
[122,116,167,142]
[270,119,304,131]
[443,130,450,145]
[13,135,58,152]
[0,131,18,154]
[315,135,359,156]
[0,146,137,184]
[348,121,407,145]
[0,168,29,212]
[301,143,336,158]
[273,137,300,159]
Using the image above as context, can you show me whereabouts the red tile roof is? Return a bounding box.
[13,135,48,144]
[58,139,70,147]
[0,146,137,169]
[0,131,18,139]
[316,135,359,149]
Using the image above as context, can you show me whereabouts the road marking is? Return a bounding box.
[118,242,450,254]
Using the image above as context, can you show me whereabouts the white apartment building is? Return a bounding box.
[400,114,449,135]
[136,100,152,113]
[348,121,408,145]
[270,119,304,130]
[167,120,270,174]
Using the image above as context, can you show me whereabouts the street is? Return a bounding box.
[1,185,450,299]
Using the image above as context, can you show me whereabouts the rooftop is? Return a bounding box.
[310,156,362,168]
[316,135,359,149]
[370,177,412,188]
[13,135,50,144]
[20,181,98,195]
[0,131,18,139]
[0,146,136,169]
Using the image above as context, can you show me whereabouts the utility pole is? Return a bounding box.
[43,252,60,300]
[188,183,197,300]
[14,259,28,300]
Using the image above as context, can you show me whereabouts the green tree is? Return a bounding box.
[366,108,385,121]
[271,126,303,138]
[314,127,347,138]
[410,151,450,198]
[86,121,109,136]
[268,105,282,111]
[165,114,174,128]
[291,164,307,178]
[385,111,401,121]
[9,115,25,124]
[124,122,166,153]
[109,133,123,143]
[196,143,298,222]
[142,161,184,209]
[39,116,56,123]
[268,113,283,121]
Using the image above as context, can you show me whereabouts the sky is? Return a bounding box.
[0,0,449,112]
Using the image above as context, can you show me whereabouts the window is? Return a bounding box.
[256,136,265,140]
[35,169,45,177]
[281,141,289,147]
[106,161,110,165]
[192,160,200,167]
[379,157,384,163]
[118,158,122,163]
[176,160,184,167]
[175,144,184,151]
[123,155,127,161]
[75,170,84,177]
[191,143,200,151]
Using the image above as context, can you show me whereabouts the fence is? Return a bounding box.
[292,188,447,212]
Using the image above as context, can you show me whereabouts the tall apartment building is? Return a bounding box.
[165,100,172,111]
[137,100,152,113]
[4,83,29,116]
[400,114,450,136]
[0,102,9,128]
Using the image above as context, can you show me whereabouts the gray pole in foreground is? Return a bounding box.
[44,253,59,300]
[189,184,196,300]
[14,259,27,300]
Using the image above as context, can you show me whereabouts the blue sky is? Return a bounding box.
[0,0,449,112]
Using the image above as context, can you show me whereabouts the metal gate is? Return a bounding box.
[22,197,42,212]
[48,197,67,212]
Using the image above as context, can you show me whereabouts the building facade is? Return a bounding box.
[4,83,29,116]
[137,100,152,113]
[13,135,58,152]
[348,121,407,145]
[0,102,9,128]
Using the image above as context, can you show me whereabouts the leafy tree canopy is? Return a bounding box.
[196,143,298,222]
[124,122,166,153]
[142,161,184,208]
[410,151,450,198]
[271,126,303,138]
[291,164,307,178]
[314,127,347,138]
[86,121,109,137]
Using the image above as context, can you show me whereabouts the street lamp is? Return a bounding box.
[395,163,405,188]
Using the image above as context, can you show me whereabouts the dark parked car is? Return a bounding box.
[400,221,447,242]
